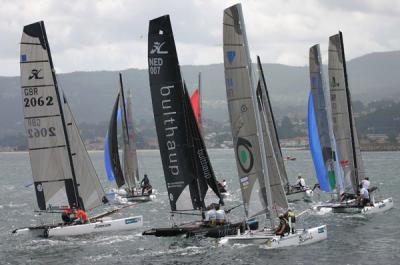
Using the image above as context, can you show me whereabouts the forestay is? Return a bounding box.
[148,15,222,212]
[328,32,364,194]
[223,4,270,218]
[20,21,107,211]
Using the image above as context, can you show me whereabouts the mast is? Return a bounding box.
[198,72,203,133]
[339,32,359,192]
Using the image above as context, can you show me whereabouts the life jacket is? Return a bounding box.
[74,209,88,222]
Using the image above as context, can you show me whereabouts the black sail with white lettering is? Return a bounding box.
[148,15,222,211]
[107,94,125,188]
[20,21,107,211]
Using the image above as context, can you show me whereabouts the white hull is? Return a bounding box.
[220,225,327,249]
[312,197,393,215]
[361,197,393,215]
[13,215,143,238]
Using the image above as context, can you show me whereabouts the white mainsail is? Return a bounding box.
[20,21,106,211]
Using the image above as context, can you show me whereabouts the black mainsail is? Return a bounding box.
[148,15,223,212]
[107,93,125,188]
[106,74,140,190]
[20,21,107,211]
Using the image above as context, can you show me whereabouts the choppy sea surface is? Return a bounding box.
[0,149,399,265]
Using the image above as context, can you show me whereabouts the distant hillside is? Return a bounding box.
[1,50,400,137]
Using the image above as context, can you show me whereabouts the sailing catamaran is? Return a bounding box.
[13,21,143,237]
[142,15,243,238]
[309,33,393,215]
[104,73,155,203]
[219,4,326,248]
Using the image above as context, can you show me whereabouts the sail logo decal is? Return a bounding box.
[159,85,180,177]
[225,78,233,87]
[236,137,254,173]
[21,54,27,62]
[227,51,236,64]
[29,69,43,80]
[169,193,174,201]
[150,41,168,55]
[331,77,339,88]
[36,183,43,192]
[125,217,141,224]
[197,149,211,179]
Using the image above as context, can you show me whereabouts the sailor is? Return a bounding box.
[204,204,217,226]
[215,205,226,225]
[285,209,296,234]
[275,214,290,236]
[358,184,370,207]
[222,179,227,189]
[296,174,306,190]
[74,208,88,224]
[361,177,370,190]
[140,174,151,195]
[61,206,73,225]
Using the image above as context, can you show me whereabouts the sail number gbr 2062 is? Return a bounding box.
[27,118,56,138]
[23,88,54,108]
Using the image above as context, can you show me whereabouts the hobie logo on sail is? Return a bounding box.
[150,41,168,55]
[331,77,339,88]
[29,69,43,80]
[227,51,236,64]
[236,137,254,173]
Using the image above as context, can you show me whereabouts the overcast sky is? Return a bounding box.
[1,0,399,76]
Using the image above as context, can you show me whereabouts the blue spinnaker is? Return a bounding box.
[308,92,330,192]
[104,131,115,182]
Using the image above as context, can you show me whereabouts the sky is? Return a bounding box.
[1,0,400,76]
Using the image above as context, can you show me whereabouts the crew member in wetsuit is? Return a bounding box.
[285,209,296,234]
[73,208,88,224]
[61,206,73,225]
[140,174,151,195]
[275,214,290,236]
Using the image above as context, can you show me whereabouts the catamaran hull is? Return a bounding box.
[219,225,327,249]
[13,216,143,238]
[143,222,245,238]
[287,189,313,202]
[312,198,393,215]
[361,197,393,215]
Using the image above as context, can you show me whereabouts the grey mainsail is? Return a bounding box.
[20,21,107,211]
[256,57,288,211]
[119,74,140,188]
[223,4,272,220]
[309,44,340,192]
[328,32,365,194]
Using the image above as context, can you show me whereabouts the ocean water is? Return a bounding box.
[0,149,399,265]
